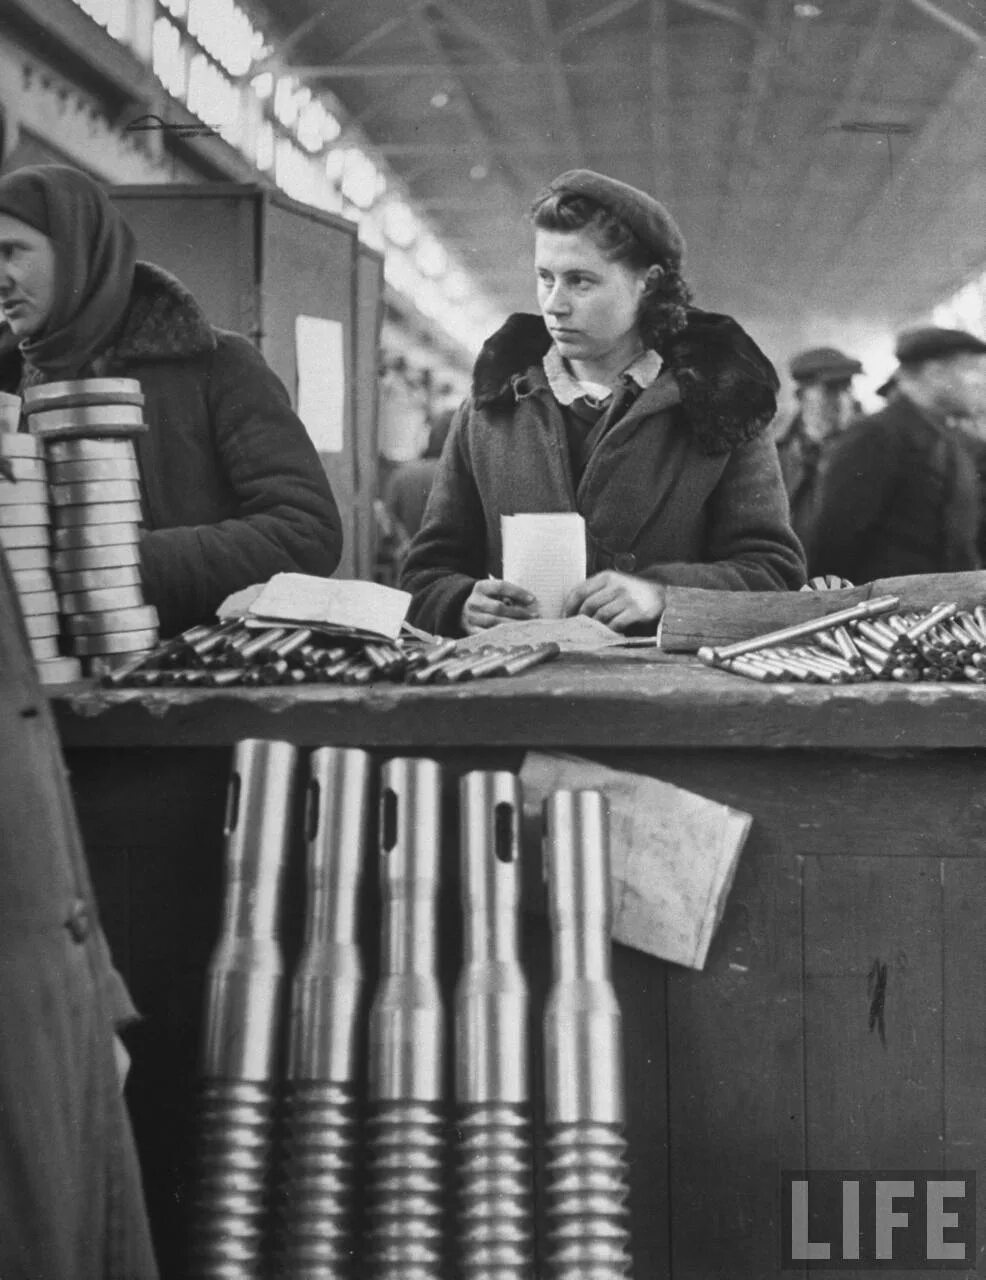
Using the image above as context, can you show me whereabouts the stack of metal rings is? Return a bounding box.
[23,378,159,675]
[0,430,82,683]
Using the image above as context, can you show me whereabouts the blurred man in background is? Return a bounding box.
[812,326,986,584]
[376,408,454,584]
[774,345,863,563]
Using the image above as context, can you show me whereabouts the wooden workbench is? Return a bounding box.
[52,651,986,1278]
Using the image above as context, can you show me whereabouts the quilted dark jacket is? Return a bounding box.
[1,262,343,635]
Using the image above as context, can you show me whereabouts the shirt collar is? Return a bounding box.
[542,344,664,407]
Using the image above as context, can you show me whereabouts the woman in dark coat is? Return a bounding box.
[400,169,805,636]
[0,164,342,636]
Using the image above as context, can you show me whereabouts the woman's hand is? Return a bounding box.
[564,571,666,632]
[462,579,539,633]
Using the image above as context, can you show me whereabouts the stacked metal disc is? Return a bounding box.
[23,378,159,672]
[0,431,82,683]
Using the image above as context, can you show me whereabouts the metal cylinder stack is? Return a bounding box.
[189,738,298,1279]
[22,378,159,673]
[277,746,372,1278]
[455,771,535,1280]
[542,790,633,1279]
[0,425,80,682]
[364,757,447,1280]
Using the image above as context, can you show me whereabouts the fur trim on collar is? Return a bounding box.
[472,309,779,455]
[110,261,217,363]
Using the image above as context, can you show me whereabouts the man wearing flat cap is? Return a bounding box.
[813,326,986,583]
[774,345,863,563]
[401,168,805,635]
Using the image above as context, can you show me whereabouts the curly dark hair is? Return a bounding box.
[530,190,692,347]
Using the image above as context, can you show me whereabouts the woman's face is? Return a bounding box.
[0,214,56,338]
[535,227,648,370]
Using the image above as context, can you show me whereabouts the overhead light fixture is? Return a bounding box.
[793,2,822,15]
[469,163,489,181]
[430,88,451,109]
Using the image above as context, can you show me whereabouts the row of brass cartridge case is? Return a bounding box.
[699,600,986,685]
[187,740,633,1280]
[101,620,561,688]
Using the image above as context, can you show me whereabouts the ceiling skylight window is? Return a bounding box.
[152,18,187,101]
[187,52,243,146]
[382,201,419,249]
[186,0,264,78]
[416,237,448,278]
[341,149,384,210]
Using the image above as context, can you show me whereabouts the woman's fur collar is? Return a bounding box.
[472,309,779,455]
[111,261,217,362]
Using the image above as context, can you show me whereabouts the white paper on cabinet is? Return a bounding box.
[295,315,345,453]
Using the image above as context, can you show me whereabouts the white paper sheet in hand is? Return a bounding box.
[501,512,586,620]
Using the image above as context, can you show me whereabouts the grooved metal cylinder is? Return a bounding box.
[455,771,534,1278]
[278,746,373,1278]
[187,1080,277,1280]
[364,757,446,1279]
[542,790,633,1279]
[189,739,298,1279]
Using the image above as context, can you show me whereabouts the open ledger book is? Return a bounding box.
[217,574,412,641]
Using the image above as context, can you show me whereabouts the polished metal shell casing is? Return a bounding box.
[201,738,297,1080]
[364,757,446,1279]
[542,789,633,1279]
[288,746,373,1082]
[543,790,624,1126]
[455,770,534,1280]
[189,739,298,1280]
[368,755,444,1103]
[277,747,373,1279]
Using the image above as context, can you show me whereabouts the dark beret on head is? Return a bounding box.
[895,326,986,366]
[545,169,685,269]
[789,346,863,383]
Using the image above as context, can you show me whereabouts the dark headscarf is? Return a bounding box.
[0,164,136,379]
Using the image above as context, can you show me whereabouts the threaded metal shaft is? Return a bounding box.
[275,747,371,1276]
[542,790,634,1278]
[455,771,534,1279]
[362,1101,447,1279]
[187,1079,277,1279]
[456,1103,535,1278]
[276,1080,360,1277]
[543,1122,633,1279]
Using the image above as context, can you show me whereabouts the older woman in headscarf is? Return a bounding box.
[400,169,805,636]
[0,164,342,635]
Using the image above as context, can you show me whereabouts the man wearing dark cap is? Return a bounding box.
[401,168,805,634]
[812,326,986,583]
[774,345,863,561]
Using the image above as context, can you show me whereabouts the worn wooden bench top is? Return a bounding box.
[49,649,986,749]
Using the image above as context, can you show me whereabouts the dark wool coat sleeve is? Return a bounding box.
[632,432,806,592]
[400,404,487,634]
[139,333,343,635]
